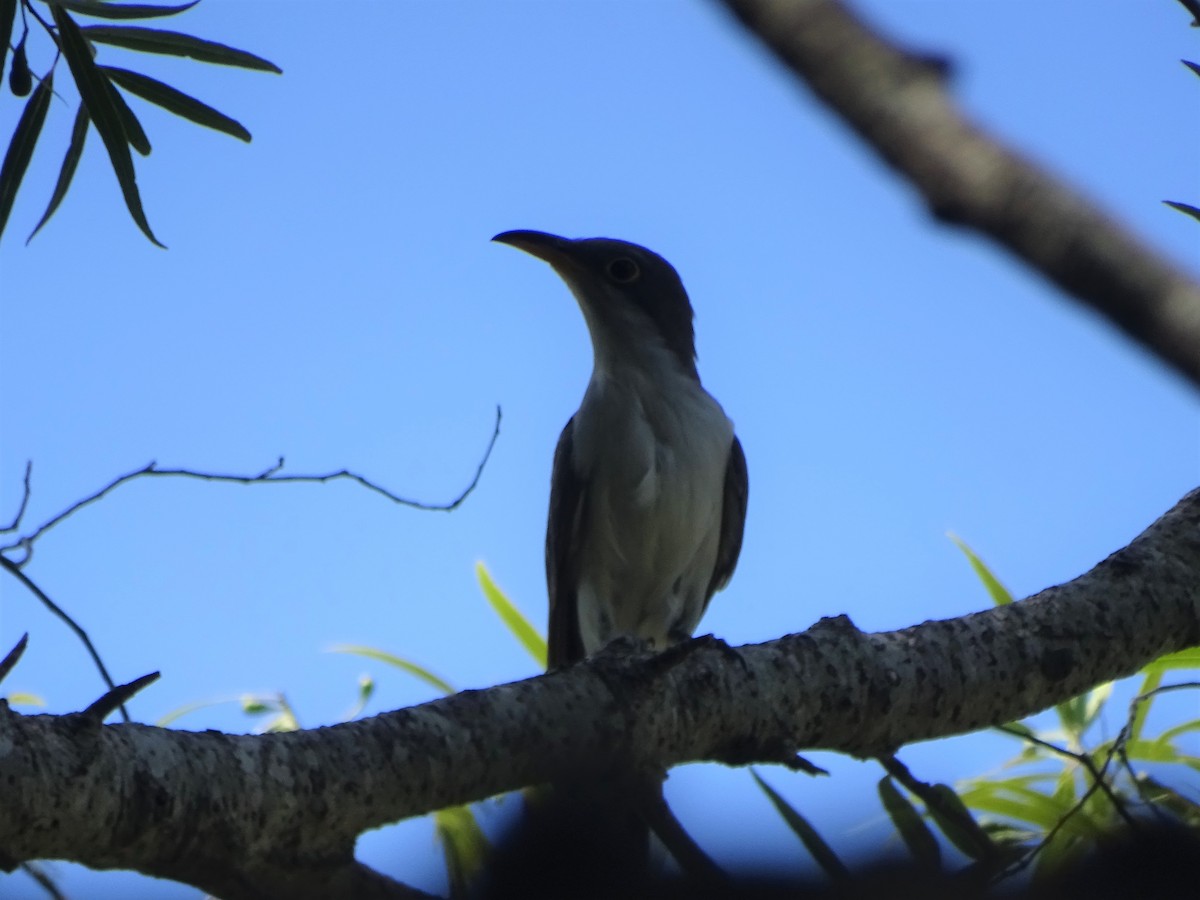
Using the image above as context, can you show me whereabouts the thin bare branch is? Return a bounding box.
[0,555,129,722]
[0,405,502,559]
[1,460,32,534]
[994,724,1139,829]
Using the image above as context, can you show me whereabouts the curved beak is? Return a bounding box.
[492,230,577,268]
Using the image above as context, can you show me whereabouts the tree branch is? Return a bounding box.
[3,487,1198,897]
[718,0,1200,389]
[0,405,502,563]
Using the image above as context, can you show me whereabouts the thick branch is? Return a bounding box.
[2,488,1198,896]
[719,0,1200,389]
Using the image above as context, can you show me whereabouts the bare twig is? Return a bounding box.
[17,862,67,900]
[994,724,1139,829]
[0,556,128,722]
[0,633,29,686]
[1,460,32,534]
[720,0,1200,389]
[0,405,502,560]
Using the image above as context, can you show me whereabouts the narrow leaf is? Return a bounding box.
[1081,681,1113,733]
[9,32,31,96]
[328,644,456,696]
[82,25,282,72]
[0,71,53,244]
[103,75,151,155]
[103,65,250,141]
[52,0,201,20]
[1164,200,1200,223]
[0,0,15,86]
[925,783,996,861]
[751,770,850,879]
[1055,694,1087,738]
[27,103,89,243]
[878,777,941,867]
[1131,668,1164,743]
[5,691,45,707]
[1141,646,1200,673]
[476,562,546,668]
[1138,774,1200,824]
[947,533,1013,605]
[435,805,489,897]
[52,6,163,246]
[156,696,234,726]
[1184,60,1200,79]
[1156,716,1200,744]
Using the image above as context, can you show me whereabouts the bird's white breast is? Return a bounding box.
[571,361,734,655]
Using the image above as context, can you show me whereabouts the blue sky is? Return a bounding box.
[2,1,1198,896]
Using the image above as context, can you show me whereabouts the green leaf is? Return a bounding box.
[923,783,995,862]
[5,691,45,707]
[1130,668,1164,743]
[1137,774,1200,824]
[751,770,850,880]
[27,104,90,243]
[1122,736,1187,763]
[1034,830,1086,877]
[1080,682,1113,734]
[82,25,282,73]
[1055,695,1085,740]
[52,6,164,246]
[878,777,940,867]
[329,644,456,696]
[947,533,1013,605]
[338,672,375,722]
[0,70,53,245]
[156,696,233,726]
[1156,716,1200,744]
[1140,646,1200,673]
[476,562,546,668]
[962,783,1094,836]
[435,805,489,897]
[0,0,15,87]
[53,0,201,20]
[1050,767,1080,807]
[103,74,151,155]
[1164,200,1200,223]
[103,65,251,141]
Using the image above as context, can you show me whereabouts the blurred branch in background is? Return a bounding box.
[719,0,1200,390]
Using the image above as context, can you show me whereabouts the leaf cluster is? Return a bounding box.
[948,542,1200,879]
[0,0,279,247]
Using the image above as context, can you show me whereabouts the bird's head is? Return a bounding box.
[493,230,698,380]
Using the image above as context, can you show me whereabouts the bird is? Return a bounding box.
[492,230,748,671]
[492,229,748,885]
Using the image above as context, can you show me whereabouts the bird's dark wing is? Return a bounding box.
[546,417,588,669]
[707,435,748,599]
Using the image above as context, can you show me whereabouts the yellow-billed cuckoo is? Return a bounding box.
[493,229,748,669]
[493,229,747,881]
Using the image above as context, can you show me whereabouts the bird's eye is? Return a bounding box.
[606,258,640,284]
